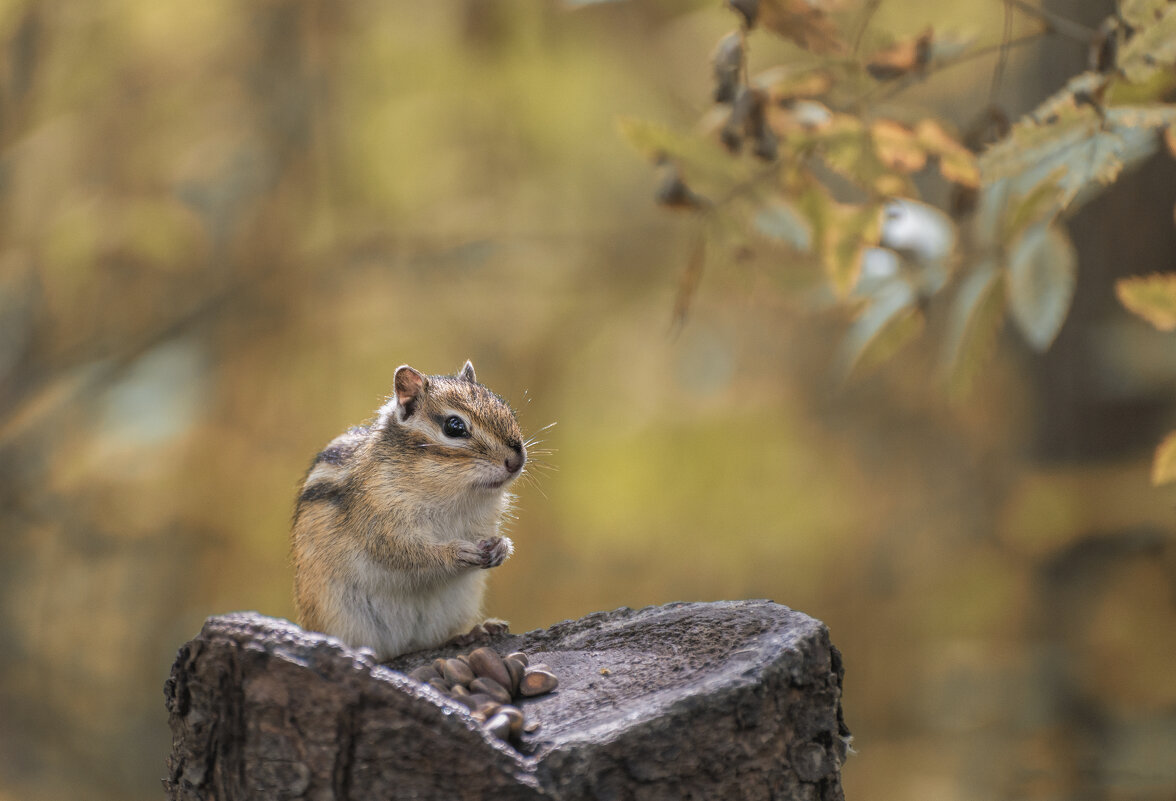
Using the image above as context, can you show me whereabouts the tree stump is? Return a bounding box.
[164,600,849,800]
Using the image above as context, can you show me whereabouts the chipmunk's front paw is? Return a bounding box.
[455,541,484,568]
[447,618,510,648]
[477,536,513,569]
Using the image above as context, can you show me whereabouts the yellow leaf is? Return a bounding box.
[916,119,979,188]
[822,203,882,298]
[1116,273,1176,331]
[1152,431,1176,485]
[872,120,926,173]
[866,28,933,80]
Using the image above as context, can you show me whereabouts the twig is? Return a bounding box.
[853,0,885,55]
[989,0,1015,105]
[858,30,1047,109]
[1004,0,1096,43]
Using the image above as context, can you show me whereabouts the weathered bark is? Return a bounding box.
[164,600,849,801]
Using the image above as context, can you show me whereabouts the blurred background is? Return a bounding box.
[0,1,1174,800]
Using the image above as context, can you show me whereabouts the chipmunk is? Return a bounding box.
[291,360,527,660]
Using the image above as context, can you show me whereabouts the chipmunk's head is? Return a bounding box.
[378,360,526,500]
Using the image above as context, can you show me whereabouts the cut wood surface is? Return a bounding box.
[164,600,849,800]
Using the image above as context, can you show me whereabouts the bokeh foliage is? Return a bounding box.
[0,2,1173,801]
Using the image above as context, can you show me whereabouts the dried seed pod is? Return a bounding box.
[506,652,529,667]
[497,705,525,737]
[426,678,450,695]
[468,647,512,689]
[470,676,512,705]
[742,88,775,162]
[503,656,525,695]
[720,86,752,152]
[483,711,513,741]
[752,125,778,161]
[727,0,759,28]
[713,32,743,104]
[655,162,706,211]
[442,658,475,687]
[409,665,439,683]
[519,669,559,697]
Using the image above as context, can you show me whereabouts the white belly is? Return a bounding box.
[324,555,487,659]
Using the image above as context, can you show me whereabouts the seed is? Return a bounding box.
[474,699,502,721]
[432,658,448,675]
[455,653,471,666]
[497,704,524,736]
[503,657,524,695]
[409,665,439,683]
[470,676,511,705]
[519,669,559,697]
[483,711,513,741]
[468,647,512,689]
[506,651,529,667]
[453,693,482,711]
[527,662,550,674]
[448,683,470,698]
[442,658,474,687]
[523,719,540,733]
[426,678,450,695]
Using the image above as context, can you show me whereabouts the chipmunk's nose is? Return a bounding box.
[504,443,526,474]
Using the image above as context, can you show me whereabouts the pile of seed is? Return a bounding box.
[408,647,559,743]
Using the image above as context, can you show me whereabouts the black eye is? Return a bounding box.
[442,416,469,438]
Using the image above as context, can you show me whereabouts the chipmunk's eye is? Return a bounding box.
[442,416,469,438]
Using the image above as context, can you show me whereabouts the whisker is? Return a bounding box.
[517,473,549,499]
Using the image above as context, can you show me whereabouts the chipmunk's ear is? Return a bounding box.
[393,365,428,419]
[458,359,477,384]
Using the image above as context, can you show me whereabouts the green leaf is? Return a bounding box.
[1116,273,1176,331]
[1152,431,1176,485]
[615,116,752,191]
[753,200,813,252]
[835,280,923,382]
[1006,223,1077,351]
[1120,0,1171,27]
[1118,4,1176,84]
[1001,168,1066,241]
[941,264,1006,399]
[979,75,1176,214]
